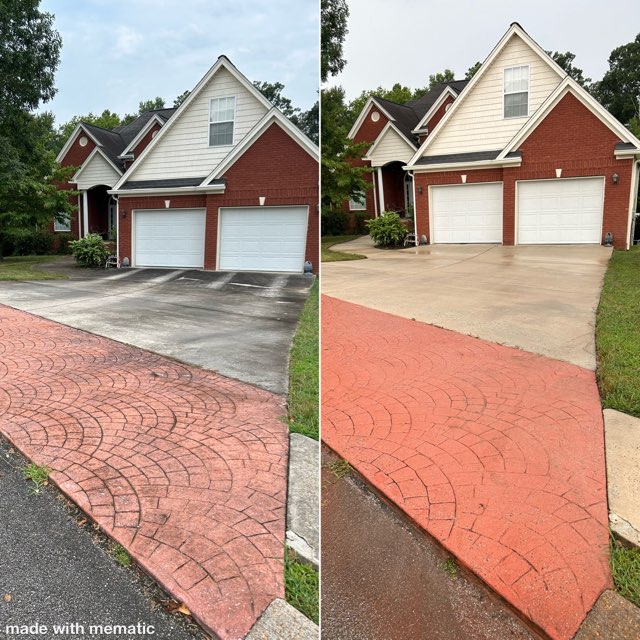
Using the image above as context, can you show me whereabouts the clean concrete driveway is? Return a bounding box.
[323,237,611,370]
[0,265,312,394]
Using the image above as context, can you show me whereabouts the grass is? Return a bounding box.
[22,463,51,494]
[284,547,319,624]
[327,458,351,479]
[443,557,458,580]
[610,536,640,606]
[0,255,67,281]
[596,247,640,416]
[321,234,367,262]
[288,279,319,440]
[111,543,132,568]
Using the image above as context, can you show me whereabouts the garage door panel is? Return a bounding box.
[134,209,205,268]
[432,183,503,244]
[517,178,603,244]
[219,207,308,272]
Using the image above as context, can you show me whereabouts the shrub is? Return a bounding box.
[321,209,348,236]
[54,232,73,254]
[2,228,54,256]
[69,233,111,268]
[367,212,408,247]
[353,211,373,235]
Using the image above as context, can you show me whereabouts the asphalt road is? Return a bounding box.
[0,438,200,640]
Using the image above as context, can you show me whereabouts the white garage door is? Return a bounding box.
[431,183,503,243]
[517,178,604,244]
[219,206,308,272]
[134,209,205,268]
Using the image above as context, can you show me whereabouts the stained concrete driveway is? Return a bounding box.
[0,264,312,394]
[322,237,611,370]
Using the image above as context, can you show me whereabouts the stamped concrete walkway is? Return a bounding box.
[322,296,611,640]
[0,305,288,640]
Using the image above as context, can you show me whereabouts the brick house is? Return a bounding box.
[349,23,640,249]
[55,57,319,272]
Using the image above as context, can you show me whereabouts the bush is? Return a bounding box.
[69,233,111,268]
[353,211,373,235]
[321,209,348,236]
[54,232,73,254]
[367,212,408,247]
[2,228,54,256]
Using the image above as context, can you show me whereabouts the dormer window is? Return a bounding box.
[209,96,235,146]
[504,65,529,118]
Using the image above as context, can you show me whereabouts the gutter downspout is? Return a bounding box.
[113,194,120,266]
[372,170,379,217]
[408,170,418,246]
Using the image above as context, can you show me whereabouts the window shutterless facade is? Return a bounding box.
[349,193,367,211]
[54,213,71,232]
[209,96,236,146]
[504,65,529,118]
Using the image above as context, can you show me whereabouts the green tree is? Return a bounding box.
[55,109,122,151]
[348,83,416,126]
[0,0,75,255]
[321,0,349,82]
[321,86,371,213]
[292,100,319,145]
[548,51,591,87]
[592,34,640,126]
[173,90,190,107]
[138,96,166,112]
[427,69,456,90]
[465,62,482,79]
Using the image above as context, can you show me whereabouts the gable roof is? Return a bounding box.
[407,80,468,124]
[407,23,568,166]
[364,121,417,164]
[411,86,458,132]
[347,97,399,140]
[70,146,123,184]
[202,108,318,185]
[111,56,275,191]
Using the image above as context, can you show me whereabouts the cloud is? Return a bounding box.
[113,26,143,58]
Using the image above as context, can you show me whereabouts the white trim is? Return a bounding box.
[616,149,640,159]
[208,95,236,147]
[55,124,104,163]
[377,167,385,213]
[114,195,120,263]
[404,156,522,173]
[216,205,309,272]
[201,108,318,185]
[499,78,640,159]
[109,184,226,197]
[71,147,123,185]
[363,121,417,166]
[407,23,567,166]
[411,171,418,242]
[514,176,605,246]
[372,171,378,217]
[82,190,89,238]
[112,56,275,190]
[503,64,530,119]
[119,114,165,157]
[412,86,458,133]
[626,161,639,250]
[347,97,397,140]
[77,194,82,237]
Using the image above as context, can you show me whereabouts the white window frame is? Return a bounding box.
[503,65,530,119]
[54,213,71,232]
[209,96,236,147]
[349,192,367,211]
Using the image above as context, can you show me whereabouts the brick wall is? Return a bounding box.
[424,95,455,132]
[414,92,634,248]
[118,122,319,270]
[133,122,162,158]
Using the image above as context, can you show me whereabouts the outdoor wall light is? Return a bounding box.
[121,210,127,219]
[418,186,423,194]
[604,232,614,246]
[612,173,619,185]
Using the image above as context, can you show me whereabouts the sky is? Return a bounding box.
[331,0,640,100]
[40,0,318,125]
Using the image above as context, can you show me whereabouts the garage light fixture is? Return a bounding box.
[418,186,423,194]
[612,174,619,185]
[605,232,614,246]
[121,209,127,219]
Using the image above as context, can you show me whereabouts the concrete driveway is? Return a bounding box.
[0,263,312,394]
[322,237,611,370]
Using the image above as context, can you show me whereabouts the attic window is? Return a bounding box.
[371,111,380,122]
[79,136,88,147]
[504,65,529,118]
[209,96,236,146]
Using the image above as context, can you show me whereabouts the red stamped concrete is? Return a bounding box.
[0,305,288,640]
[322,296,612,640]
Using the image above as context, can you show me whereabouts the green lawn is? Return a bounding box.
[321,234,366,262]
[288,279,318,440]
[0,255,67,281]
[285,547,319,624]
[611,536,640,607]
[596,247,640,416]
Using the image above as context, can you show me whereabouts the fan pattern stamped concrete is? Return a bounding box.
[322,296,612,640]
[0,305,288,640]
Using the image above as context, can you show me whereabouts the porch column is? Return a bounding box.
[377,166,385,214]
[77,194,82,237]
[372,170,378,217]
[82,190,89,237]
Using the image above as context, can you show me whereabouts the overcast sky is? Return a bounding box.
[331,0,640,100]
[40,0,318,125]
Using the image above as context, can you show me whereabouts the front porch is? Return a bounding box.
[78,184,117,240]
[372,161,414,219]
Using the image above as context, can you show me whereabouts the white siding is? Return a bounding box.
[368,127,415,167]
[425,35,563,156]
[131,68,269,181]
[75,152,121,190]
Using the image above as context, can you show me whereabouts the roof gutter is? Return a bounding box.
[108,185,226,197]
[404,157,522,173]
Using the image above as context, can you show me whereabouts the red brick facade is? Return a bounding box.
[132,122,162,158]
[424,95,455,133]
[415,93,635,249]
[118,123,319,271]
